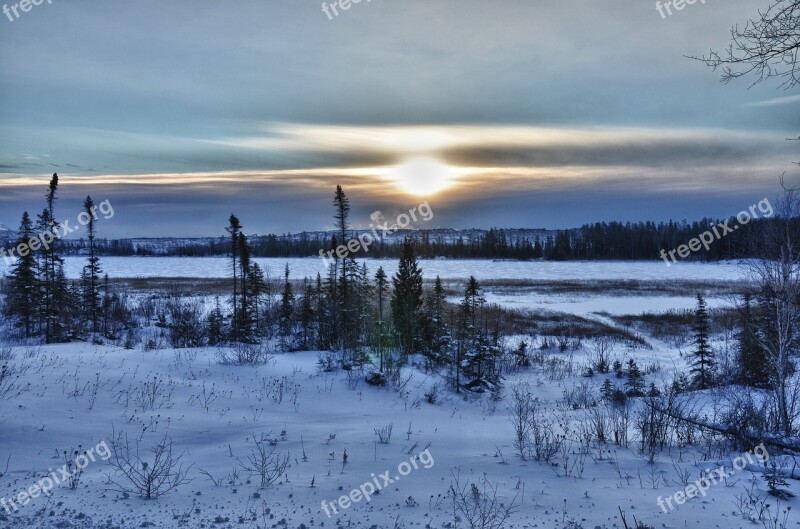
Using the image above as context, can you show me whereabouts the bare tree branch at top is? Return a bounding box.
[690,0,800,89]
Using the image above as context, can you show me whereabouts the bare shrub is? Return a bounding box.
[216,343,273,366]
[509,383,562,462]
[134,376,176,411]
[562,380,597,410]
[166,296,205,348]
[607,400,631,447]
[584,406,611,444]
[587,337,614,374]
[260,375,301,408]
[374,423,393,444]
[449,468,517,529]
[187,382,219,412]
[424,383,440,404]
[107,431,193,499]
[0,361,30,400]
[0,346,13,362]
[238,433,290,488]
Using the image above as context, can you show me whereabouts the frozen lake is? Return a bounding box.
[0,256,748,281]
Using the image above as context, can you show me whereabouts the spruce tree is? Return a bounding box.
[299,278,315,350]
[82,196,102,336]
[237,231,252,338]
[375,267,388,323]
[38,174,68,342]
[600,379,615,402]
[691,293,714,389]
[226,215,242,341]
[3,212,39,337]
[354,262,372,349]
[279,263,295,341]
[625,359,645,396]
[332,186,357,348]
[391,239,423,355]
[315,273,330,350]
[736,294,770,387]
[421,275,450,367]
[246,262,266,334]
[458,277,490,390]
[207,297,224,345]
[374,266,390,371]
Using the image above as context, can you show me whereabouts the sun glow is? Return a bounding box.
[389,157,454,196]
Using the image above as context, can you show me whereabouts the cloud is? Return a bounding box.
[746,95,800,107]
[216,123,790,170]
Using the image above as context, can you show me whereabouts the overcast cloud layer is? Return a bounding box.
[1,0,798,236]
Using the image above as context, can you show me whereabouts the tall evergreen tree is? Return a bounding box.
[38,173,68,342]
[246,262,266,334]
[332,186,358,349]
[279,263,295,340]
[391,239,424,355]
[226,215,242,341]
[421,275,450,367]
[3,212,39,337]
[375,267,388,323]
[314,272,331,350]
[736,294,770,387]
[237,231,255,339]
[82,196,102,335]
[298,278,315,350]
[691,293,714,389]
[374,266,390,371]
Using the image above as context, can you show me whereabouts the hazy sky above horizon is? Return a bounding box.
[1,0,798,237]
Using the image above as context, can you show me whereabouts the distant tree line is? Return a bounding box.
[16,217,797,262]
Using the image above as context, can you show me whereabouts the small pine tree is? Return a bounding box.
[691,293,714,389]
[207,297,224,346]
[625,359,645,396]
[600,379,615,401]
[458,277,492,391]
[613,359,623,377]
[514,340,530,368]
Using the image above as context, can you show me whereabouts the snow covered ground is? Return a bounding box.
[0,340,796,529]
[1,259,796,529]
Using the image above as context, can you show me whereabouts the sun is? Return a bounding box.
[389,157,453,196]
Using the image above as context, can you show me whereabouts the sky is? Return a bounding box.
[0,0,798,238]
